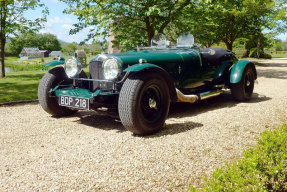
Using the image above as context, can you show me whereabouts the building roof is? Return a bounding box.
[49,51,63,57]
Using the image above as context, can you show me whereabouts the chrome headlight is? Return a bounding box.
[102,58,120,80]
[64,56,82,78]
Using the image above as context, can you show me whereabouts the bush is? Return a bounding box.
[93,50,102,55]
[189,124,287,192]
[249,48,272,59]
[276,51,287,55]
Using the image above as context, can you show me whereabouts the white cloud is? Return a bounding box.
[44,16,74,28]
[61,24,73,30]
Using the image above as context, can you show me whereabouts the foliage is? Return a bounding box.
[61,42,78,55]
[0,0,48,78]
[249,48,272,59]
[189,124,287,191]
[60,0,192,51]
[274,40,287,51]
[7,33,61,55]
[4,57,50,71]
[188,0,286,51]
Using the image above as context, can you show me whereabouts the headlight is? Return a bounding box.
[103,58,120,80]
[64,57,82,78]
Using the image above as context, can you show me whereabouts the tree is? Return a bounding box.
[186,0,287,51]
[0,0,48,78]
[61,42,78,55]
[7,33,61,55]
[60,0,192,50]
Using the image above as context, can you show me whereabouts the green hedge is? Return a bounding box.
[276,51,287,55]
[249,48,272,59]
[190,124,287,192]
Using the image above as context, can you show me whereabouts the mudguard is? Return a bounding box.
[43,60,65,67]
[123,63,177,102]
[230,60,257,84]
[123,63,162,72]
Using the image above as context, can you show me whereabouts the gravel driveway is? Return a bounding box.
[1,58,287,191]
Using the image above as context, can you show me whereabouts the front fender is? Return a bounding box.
[230,60,257,84]
[123,63,162,72]
[44,60,65,67]
[123,63,177,102]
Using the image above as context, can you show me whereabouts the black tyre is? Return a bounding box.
[38,67,77,117]
[231,65,255,101]
[118,72,170,135]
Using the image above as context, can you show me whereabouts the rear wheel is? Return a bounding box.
[38,67,77,117]
[118,72,170,135]
[231,65,255,101]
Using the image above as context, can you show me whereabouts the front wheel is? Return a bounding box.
[38,67,77,117]
[118,72,170,135]
[231,65,255,101]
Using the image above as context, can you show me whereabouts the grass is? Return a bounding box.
[0,71,46,103]
[5,57,53,72]
[1,56,92,103]
[271,54,287,58]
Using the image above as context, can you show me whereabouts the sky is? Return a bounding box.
[24,0,287,43]
[24,0,92,43]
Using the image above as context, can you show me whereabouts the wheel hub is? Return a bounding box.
[149,98,157,109]
[246,80,251,87]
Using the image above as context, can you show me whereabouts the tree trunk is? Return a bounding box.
[0,37,5,78]
[0,1,6,78]
[225,41,233,51]
[257,36,261,59]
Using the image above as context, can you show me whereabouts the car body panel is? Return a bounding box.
[55,87,94,98]
[230,60,252,84]
[44,60,65,67]
[123,63,162,72]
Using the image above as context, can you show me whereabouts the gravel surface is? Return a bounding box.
[1,58,287,191]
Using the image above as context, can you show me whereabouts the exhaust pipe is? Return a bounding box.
[176,89,198,103]
[176,88,223,103]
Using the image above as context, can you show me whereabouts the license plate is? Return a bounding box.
[58,95,89,110]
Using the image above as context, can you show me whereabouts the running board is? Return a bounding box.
[200,90,223,100]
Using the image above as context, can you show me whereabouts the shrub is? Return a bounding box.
[276,51,287,55]
[189,124,287,192]
[249,48,272,59]
[93,50,102,55]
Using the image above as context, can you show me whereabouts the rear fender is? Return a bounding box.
[124,63,177,102]
[230,60,257,84]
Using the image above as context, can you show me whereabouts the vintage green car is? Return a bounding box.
[38,34,257,135]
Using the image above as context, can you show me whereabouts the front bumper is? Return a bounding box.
[52,85,119,109]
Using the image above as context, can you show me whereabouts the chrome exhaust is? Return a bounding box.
[176,88,223,103]
[176,89,198,103]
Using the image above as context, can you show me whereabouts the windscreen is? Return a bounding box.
[177,33,194,48]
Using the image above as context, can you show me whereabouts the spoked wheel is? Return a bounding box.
[118,72,170,135]
[231,65,255,101]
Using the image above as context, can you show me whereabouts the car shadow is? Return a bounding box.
[67,91,270,136]
[168,91,271,118]
[71,111,126,133]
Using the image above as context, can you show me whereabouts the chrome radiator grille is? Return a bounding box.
[89,60,113,91]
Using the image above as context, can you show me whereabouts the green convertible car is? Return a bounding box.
[38,34,257,135]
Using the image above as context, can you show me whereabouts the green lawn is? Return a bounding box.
[1,56,92,103]
[271,54,287,58]
[0,71,46,103]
